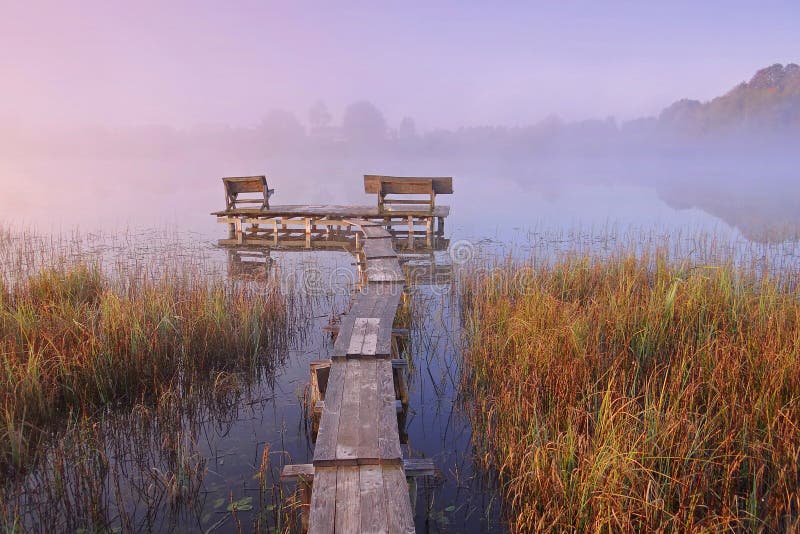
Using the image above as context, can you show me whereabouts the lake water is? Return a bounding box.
[2,154,799,532]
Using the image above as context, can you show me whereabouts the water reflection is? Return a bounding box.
[3,154,799,245]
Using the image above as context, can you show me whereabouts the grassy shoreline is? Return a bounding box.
[460,246,800,532]
[0,230,294,476]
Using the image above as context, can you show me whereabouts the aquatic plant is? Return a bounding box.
[0,229,293,475]
[460,244,800,532]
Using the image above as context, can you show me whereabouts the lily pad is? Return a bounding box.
[227,496,254,512]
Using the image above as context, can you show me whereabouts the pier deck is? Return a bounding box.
[212,204,449,219]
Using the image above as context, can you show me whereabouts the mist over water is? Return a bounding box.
[1,136,796,244]
[3,3,800,531]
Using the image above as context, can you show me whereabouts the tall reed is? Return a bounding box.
[0,229,294,476]
[460,244,800,532]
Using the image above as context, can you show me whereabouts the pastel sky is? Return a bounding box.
[1,1,798,129]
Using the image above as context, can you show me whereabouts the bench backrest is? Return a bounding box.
[223,176,272,210]
[364,175,453,195]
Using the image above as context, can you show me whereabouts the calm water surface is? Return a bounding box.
[3,156,799,533]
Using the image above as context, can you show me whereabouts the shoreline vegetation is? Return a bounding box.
[460,242,800,532]
[0,228,302,532]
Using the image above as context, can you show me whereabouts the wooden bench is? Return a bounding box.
[364,175,453,213]
[223,176,274,211]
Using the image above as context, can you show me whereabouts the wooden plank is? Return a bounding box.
[403,458,435,477]
[360,465,389,534]
[212,204,450,218]
[335,361,362,464]
[313,362,346,465]
[335,467,361,533]
[361,318,380,356]
[278,458,436,483]
[308,466,337,534]
[382,464,416,534]
[367,258,405,283]
[322,324,409,339]
[377,360,403,463]
[281,463,315,481]
[347,318,369,356]
[375,286,403,356]
[362,226,392,239]
[364,239,396,259]
[333,313,358,359]
[357,360,379,463]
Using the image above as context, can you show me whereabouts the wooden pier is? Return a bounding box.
[214,175,452,532]
[212,176,452,250]
[281,219,424,533]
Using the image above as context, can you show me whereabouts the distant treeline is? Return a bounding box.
[2,64,799,160]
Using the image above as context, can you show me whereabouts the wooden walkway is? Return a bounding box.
[281,219,424,533]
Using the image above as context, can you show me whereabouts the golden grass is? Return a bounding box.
[0,230,293,476]
[460,247,800,532]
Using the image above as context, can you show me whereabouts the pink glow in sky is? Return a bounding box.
[1,1,798,129]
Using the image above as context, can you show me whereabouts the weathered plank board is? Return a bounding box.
[377,360,403,463]
[281,459,435,483]
[313,363,346,466]
[367,258,405,283]
[364,238,397,259]
[364,175,453,194]
[361,318,380,356]
[333,286,403,359]
[359,465,389,533]
[383,464,416,533]
[357,360,380,462]
[362,226,392,239]
[335,361,362,465]
[212,204,450,218]
[374,284,403,357]
[308,466,337,534]
[347,318,380,356]
[334,467,361,532]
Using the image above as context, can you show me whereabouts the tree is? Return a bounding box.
[341,100,387,144]
[308,100,332,130]
[397,117,417,140]
[257,109,306,151]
